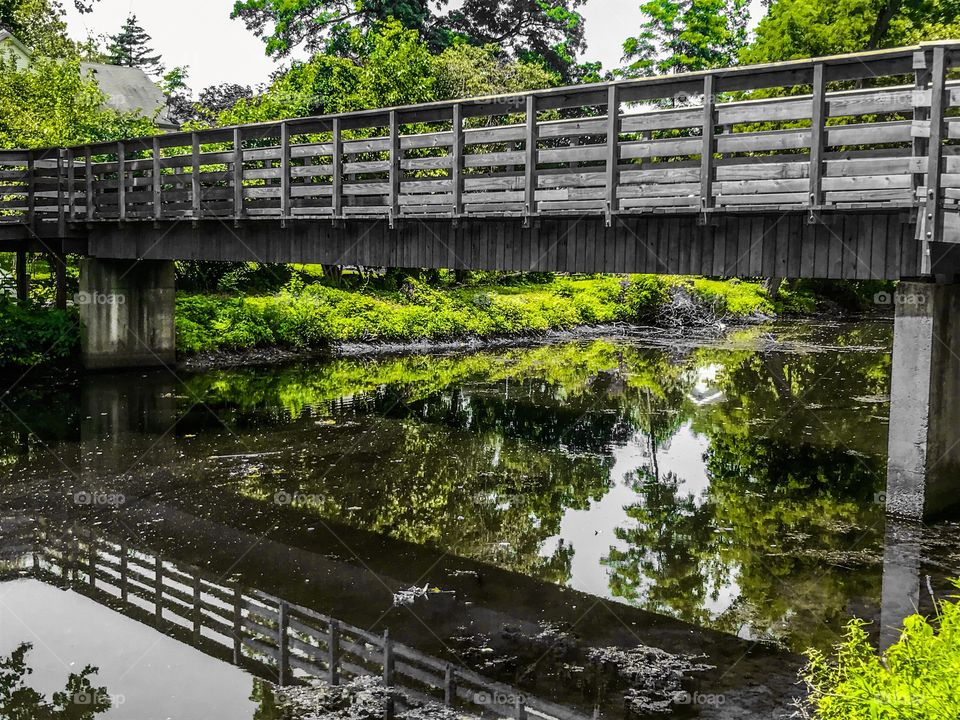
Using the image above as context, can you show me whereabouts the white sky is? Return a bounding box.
[63,0,767,93]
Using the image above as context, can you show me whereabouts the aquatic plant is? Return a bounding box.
[801,584,960,719]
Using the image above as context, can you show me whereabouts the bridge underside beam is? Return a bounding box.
[79,258,176,370]
[886,281,960,519]
[85,210,923,280]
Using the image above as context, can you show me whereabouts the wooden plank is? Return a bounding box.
[452,104,463,218]
[117,142,126,221]
[153,137,163,221]
[605,85,621,222]
[701,74,716,216]
[808,62,827,219]
[923,46,947,272]
[389,110,400,224]
[233,128,244,219]
[191,133,201,219]
[524,95,538,220]
[281,122,291,222]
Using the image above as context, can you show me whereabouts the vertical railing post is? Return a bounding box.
[119,538,128,603]
[524,94,539,226]
[26,151,35,230]
[56,149,65,236]
[382,629,394,686]
[277,601,289,686]
[153,136,162,223]
[389,110,400,228]
[605,85,621,227]
[191,133,201,221]
[328,617,340,685]
[232,587,243,664]
[116,142,125,222]
[912,50,932,198]
[154,555,163,624]
[280,121,291,226]
[331,118,343,221]
[84,146,94,221]
[922,45,947,273]
[808,63,827,224]
[233,128,243,223]
[66,148,76,223]
[451,103,464,220]
[192,574,202,643]
[87,532,95,588]
[699,74,716,224]
[444,663,456,706]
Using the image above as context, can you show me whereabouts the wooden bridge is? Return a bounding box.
[3,41,960,279]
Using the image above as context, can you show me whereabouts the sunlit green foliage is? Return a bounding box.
[802,587,960,719]
[0,56,157,148]
[174,275,778,354]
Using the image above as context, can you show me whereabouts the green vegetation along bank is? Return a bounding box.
[0,270,888,370]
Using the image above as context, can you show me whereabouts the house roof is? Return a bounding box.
[0,29,33,58]
[80,62,178,129]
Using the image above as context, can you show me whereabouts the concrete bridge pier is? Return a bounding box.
[886,281,960,520]
[78,258,176,370]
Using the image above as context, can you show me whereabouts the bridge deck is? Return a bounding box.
[3,42,960,278]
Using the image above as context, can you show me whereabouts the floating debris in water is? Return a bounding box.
[392,584,455,607]
[587,644,715,715]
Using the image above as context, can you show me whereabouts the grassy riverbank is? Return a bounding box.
[175,273,806,354]
[0,267,889,369]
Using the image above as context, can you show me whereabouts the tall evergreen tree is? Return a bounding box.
[105,14,163,76]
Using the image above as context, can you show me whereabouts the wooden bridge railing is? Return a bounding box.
[0,516,588,720]
[1,42,959,251]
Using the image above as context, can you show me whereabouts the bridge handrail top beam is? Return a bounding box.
[4,40,960,158]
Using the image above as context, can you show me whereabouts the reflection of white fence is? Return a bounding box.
[2,517,589,720]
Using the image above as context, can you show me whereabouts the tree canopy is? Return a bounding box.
[230,0,586,76]
[622,0,750,75]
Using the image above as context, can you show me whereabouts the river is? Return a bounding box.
[0,320,957,719]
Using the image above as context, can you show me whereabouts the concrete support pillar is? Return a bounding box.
[879,520,921,650]
[78,258,176,370]
[886,281,960,519]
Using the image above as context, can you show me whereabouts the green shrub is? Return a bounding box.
[801,585,960,719]
[0,298,78,367]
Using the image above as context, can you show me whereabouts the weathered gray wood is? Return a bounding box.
[808,63,827,222]
[605,85,621,224]
[701,74,716,219]
[452,104,463,218]
[281,122,291,223]
[924,45,947,268]
[191,134,201,219]
[525,95,538,220]
[389,111,400,224]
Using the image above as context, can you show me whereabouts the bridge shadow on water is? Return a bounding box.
[1,322,958,719]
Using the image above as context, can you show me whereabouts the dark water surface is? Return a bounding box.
[1,321,957,719]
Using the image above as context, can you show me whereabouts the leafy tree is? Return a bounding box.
[0,642,111,718]
[440,0,587,76]
[744,0,960,63]
[622,0,750,75]
[0,0,97,57]
[231,0,587,77]
[162,65,194,125]
[0,55,157,148]
[432,41,560,99]
[105,13,163,76]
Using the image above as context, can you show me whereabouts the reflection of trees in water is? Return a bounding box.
[603,337,890,653]
[0,642,111,718]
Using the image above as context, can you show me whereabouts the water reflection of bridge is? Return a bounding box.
[0,514,587,720]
